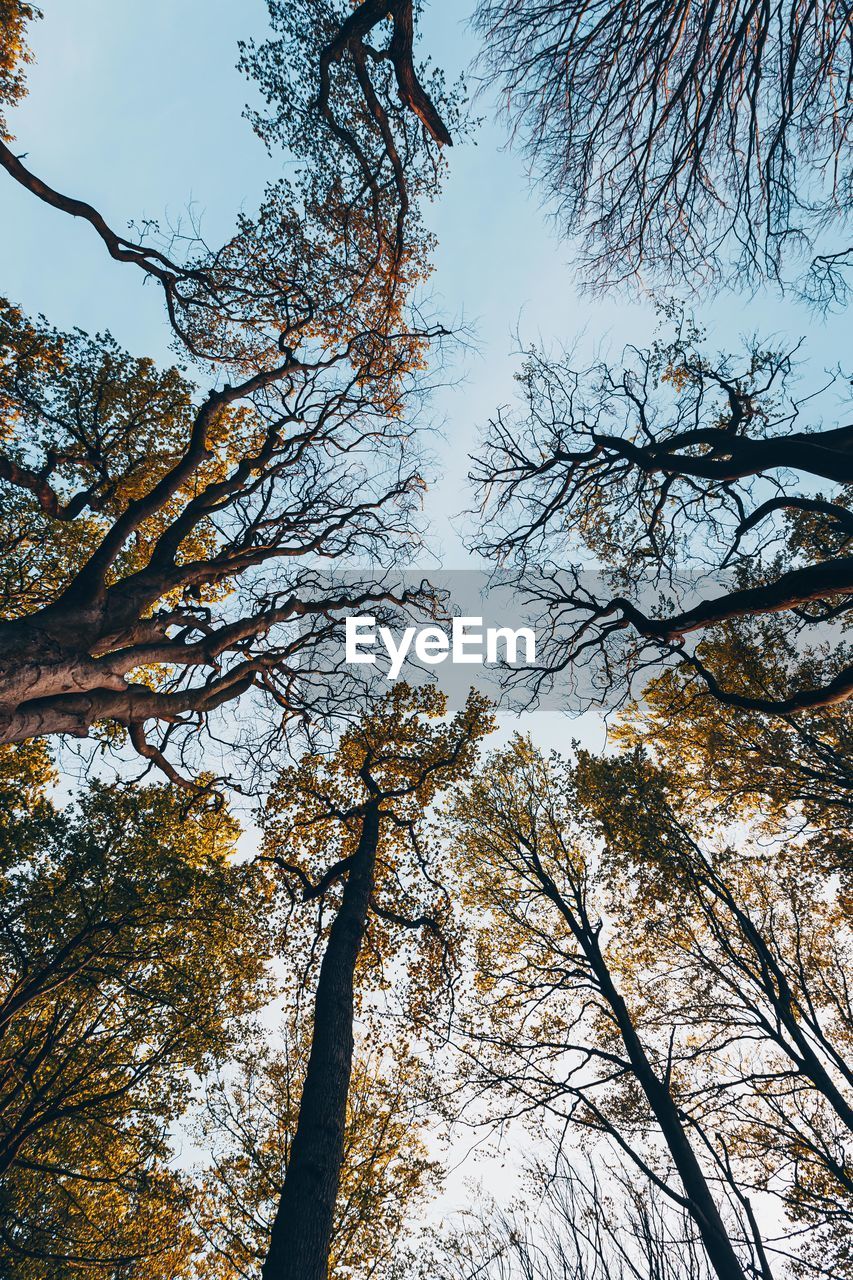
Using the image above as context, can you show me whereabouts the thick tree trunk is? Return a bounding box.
[600,423,853,485]
[261,802,380,1280]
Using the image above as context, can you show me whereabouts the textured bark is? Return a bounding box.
[594,423,853,485]
[261,802,381,1280]
[624,557,853,642]
[317,0,453,148]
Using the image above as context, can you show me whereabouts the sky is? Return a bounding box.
[3,0,851,1223]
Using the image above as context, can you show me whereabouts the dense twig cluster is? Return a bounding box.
[473,323,853,712]
[474,0,853,290]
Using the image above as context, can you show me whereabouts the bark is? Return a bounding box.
[585,935,752,1280]
[261,802,381,1280]
[318,0,452,148]
[0,579,407,746]
[615,556,853,643]
[534,862,751,1280]
[594,423,853,485]
[0,138,192,297]
[387,0,453,146]
[683,655,853,715]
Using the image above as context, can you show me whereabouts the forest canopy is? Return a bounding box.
[0,3,850,1280]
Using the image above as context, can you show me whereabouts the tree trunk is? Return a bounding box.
[261,802,380,1280]
[586,937,752,1280]
[534,860,752,1280]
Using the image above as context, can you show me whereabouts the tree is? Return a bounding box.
[613,625,853,880]
[451,735,853,1278]
[0,1,457,776]
[193,1028,440,1280]
[473,320,853,714]
[426,1151,715,1280]
[0,744,272,1277]
[259,684,493,1280]
[473,0,853,290]
[451,737,815,1280]
[0,4,39,146]
[574,746,853,1276]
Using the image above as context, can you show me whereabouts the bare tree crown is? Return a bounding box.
[475,0,853,290]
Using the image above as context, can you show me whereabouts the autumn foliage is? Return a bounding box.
[0,3,851,1280]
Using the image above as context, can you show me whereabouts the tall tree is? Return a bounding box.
[0,2,456,775]
[451,736,853,1278]
[574,745,853,1276]
[0,743,272,1277]
[259,684,492,1280]
[451,738,802,1280]
[473,320,853,713]
[194,1029,440,1280]
[473,0,853,290]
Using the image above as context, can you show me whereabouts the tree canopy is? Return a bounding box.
[473,318,853,714]
[447,733,853,1280]
[0,743,272,1278]
[0,0,456,778]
